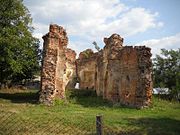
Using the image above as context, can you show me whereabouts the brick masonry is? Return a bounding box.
[40,24,152,108]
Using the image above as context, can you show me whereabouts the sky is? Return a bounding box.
[23,0,180,57]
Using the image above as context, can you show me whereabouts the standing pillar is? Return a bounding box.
[39,24,68,104]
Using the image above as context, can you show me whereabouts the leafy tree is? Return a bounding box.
[153,48,180,99]
[0,0,41,88]
[92,41,100,51]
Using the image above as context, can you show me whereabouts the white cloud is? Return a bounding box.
[68,40,96,57]
[33,23,49,35]
[97,8,163,37]
[136,33,180,57]
[24,0,164,55]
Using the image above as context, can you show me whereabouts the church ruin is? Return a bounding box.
[40,24,152,108]
[39,24,76,104]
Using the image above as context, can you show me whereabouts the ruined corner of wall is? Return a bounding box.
[39,24,76,105]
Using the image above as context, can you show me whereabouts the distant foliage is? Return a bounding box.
[153,48,180,99]
[0,0,41,88]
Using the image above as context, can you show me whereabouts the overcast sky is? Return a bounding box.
[23,0,180,57]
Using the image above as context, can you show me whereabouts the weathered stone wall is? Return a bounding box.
[76,49,97,89]
[65,48,77,89]
[40,24,76,104]
[77,34,152,108]
[40,24,152,108]
[135,46,152,107]
[106,46,140,106]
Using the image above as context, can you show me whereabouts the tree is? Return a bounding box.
[0,0,41,88]
[153,48,180,99]
[92,41,100,51]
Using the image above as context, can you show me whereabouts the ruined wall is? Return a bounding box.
[65,48,77,89]
[135,46,152,107]
[105,46,140,106]
[101,34,152,108]
[40,24,152,107]
[77,34,152,108]
[40,24,76,104]
[76,49,97,89]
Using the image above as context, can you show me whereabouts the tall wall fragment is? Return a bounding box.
[65,48,77,89]
[40,24,76,104]
[76,49,98,89]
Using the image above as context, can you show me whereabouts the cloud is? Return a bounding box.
[24,0,164,55]
[136,33,180,57]
[96,8,163,38]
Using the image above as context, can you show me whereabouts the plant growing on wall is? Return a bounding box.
[92,41,100,51]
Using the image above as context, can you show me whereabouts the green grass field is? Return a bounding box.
[0,88,179,135]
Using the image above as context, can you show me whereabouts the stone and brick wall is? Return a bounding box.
[76,49,98,89]
[65,48,77,89]
[40,24,152,108]
[76,34,152,108]
[39,24,76,105]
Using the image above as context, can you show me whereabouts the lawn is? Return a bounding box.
[0,88,179,135]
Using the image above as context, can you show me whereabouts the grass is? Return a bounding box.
[0,88,180,135]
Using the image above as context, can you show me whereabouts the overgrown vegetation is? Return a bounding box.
[0,88,179,135]
[92,41,100,51]
[153,48,180,100]
[0,0,41,88]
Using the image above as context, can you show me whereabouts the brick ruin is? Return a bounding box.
[39,24,76,104]
[40,24,152,108]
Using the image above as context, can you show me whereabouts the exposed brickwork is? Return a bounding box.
[76,49,98,89]
[77,34,152,108]
[39,24,76,104]
[40,24,152,108]
[65,48,77,89]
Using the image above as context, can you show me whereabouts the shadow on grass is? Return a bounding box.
[0,91,39,104]
[66,89,112,108]
[66,89,132,109]
[103,117,180,135]
[125,117,180,135]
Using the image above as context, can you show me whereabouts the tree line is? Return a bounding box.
[153,48,180,99]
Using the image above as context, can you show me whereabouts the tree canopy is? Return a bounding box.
[153,48,180,99]
[0,0,41,87]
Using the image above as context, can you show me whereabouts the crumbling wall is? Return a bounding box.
[108,46,140,106]
[95,50,104,96]
[135,46,152,107]
[100,34,124,101]
[40,24,76,104]
[76,49,97,89]
[77,34,152,108]
[102,34,152,108]
[65,48,77,89]
[40,24,152,108]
